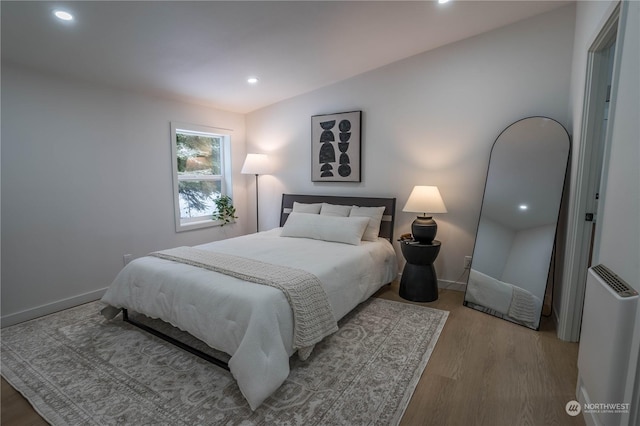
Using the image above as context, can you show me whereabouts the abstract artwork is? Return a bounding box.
[311,111,361,182]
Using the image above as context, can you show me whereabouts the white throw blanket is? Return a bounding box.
[149,246,338,359]
[508,285,540,326]
[466,269,513,314]
[467,269,542,328]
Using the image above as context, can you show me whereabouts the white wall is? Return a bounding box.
[561,0,638,325]
[502,224,556,295]
[474,218,555,297]
[595,3,639,290]
[473,217,513,278]
[246,6,576,284]
[1,65,249,325]
[592,1,639,422]
[555,0,620,322]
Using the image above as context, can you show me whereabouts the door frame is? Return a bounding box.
[557,2,622,342]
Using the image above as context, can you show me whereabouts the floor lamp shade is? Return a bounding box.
[241,154,270,232]
[402,186,447,244]
[241,153,271,175]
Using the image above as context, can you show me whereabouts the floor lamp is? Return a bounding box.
[241,153,270,232]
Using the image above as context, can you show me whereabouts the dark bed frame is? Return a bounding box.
[123,194,397,371]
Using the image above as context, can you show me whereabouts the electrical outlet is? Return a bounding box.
[123,254,132,266]
[464,256,472,269]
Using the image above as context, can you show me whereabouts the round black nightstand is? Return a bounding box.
[399,240,441,302]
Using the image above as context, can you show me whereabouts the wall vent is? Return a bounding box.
[591,264,638,297]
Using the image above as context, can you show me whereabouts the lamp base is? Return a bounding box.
[411,216,437,244]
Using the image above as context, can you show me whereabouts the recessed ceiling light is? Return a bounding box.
[438,0,451,4]
[247,77,259,85]
[519,204,529,211]
[53,10,74,21]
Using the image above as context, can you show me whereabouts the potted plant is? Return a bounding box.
[212,195,238,225]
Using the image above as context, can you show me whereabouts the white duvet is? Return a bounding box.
[466,268,542,328]
[101,228,398,410]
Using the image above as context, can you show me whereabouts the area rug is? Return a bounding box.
[2,298,448,425]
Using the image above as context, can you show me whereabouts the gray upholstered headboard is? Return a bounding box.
[279,194,396,242]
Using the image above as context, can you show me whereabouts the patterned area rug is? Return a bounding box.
[2,298,448,425]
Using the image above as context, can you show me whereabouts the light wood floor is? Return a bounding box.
[377,284,584,426]
[1,285,584,426]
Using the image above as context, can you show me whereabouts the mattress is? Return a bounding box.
[101,228,398,409]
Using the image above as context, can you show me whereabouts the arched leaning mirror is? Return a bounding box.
[464,116,570,330]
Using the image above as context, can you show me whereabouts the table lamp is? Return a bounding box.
[402,185,447,244]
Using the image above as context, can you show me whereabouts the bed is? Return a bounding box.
[101,194,398,410]
[465,268,542,329]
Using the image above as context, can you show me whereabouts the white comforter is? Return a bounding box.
[101,228,397,409]
[466,268,542,328]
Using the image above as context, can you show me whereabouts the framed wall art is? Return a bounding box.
[311,110,361,182]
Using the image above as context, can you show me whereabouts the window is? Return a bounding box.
[171,122,232,232]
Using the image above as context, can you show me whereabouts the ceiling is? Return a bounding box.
[1,1,571,114]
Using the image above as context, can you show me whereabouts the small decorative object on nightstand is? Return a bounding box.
[399,239,441,302]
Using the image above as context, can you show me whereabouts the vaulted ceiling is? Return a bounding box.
[1,1,571,113]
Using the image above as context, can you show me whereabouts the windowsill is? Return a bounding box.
[176,218,236,233]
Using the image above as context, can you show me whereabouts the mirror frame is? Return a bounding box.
[463,116,571,330]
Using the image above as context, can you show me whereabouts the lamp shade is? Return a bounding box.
[241,153,270,175]
[402,186,447,215]
[403,186,447,244]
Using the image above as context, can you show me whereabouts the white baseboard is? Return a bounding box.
[577,377,600,426]
[438,279,467,292]
[396,273,466,292]
[2,278,467,327]
[1,288,108,328]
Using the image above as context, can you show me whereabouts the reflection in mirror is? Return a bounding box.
[464,117,570,330]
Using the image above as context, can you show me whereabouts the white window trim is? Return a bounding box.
[170,122,233,232]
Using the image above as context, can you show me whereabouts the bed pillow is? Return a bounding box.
[281,212,369,245]
[349,206,386,241]
[319,203,352,217]
[292,201,322,214]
